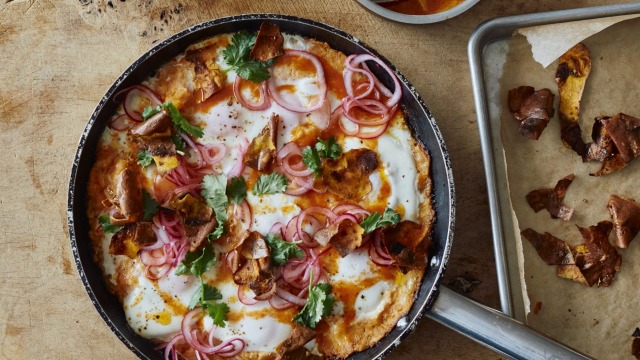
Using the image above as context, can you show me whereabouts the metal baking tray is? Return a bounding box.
[468,2,640,321]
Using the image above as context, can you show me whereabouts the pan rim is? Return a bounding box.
[67,13,455,360]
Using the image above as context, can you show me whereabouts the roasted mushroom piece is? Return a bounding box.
[109,165,144,225]
[507,86,555,140]
[231,232,276,298]
[522,222,622,287]
[525,174,575,221]
[251,22,285,62]
[586,114,640,176]
[383,220,429,270]
[313,219,364,257]
[109,222,156,258]
[314,149,379,201]
[520,228,573,265]
[555,43,591,157]
[276,325,316,358]
[608,194,640,248]
[245,114,279,171]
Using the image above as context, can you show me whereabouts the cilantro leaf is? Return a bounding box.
[172,133,186,153]
[201,174,229,224]
[360,207,401,234]
[222,32,276,83]
[142,105,161,120]
[136,150,154,167]
[252,173,288,196]
[203,301,230,328]
[227,176,247,205]
[301,146,321,176]
[98,214,122,234]
[162,102,204,138]
[188,283,224,310]
[141,189,158,221]
[175,244,216,278]
[315,137,342,160]
[264,233,304,265]
[293,282,335,329]
[222,31,256,67]
[202,283,223,301]
[208,224,225,240]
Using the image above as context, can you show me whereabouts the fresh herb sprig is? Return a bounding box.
[359,207,401,234]
[142,102,204,138]
[176,244,230,327]
[264,233,304,265]
[293,280,335,329]
[141,189,158,221]
[302,137,342,176]
[136,150,154,167]
[252,173,288,196]
[98,214,121,234]
[222,32,277,83]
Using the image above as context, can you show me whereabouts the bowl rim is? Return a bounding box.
[356,0,481,24]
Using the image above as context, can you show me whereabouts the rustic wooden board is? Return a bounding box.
[0,0,630,359]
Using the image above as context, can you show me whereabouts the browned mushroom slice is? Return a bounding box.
[109,222,156,258]
[233,259,260,285]
[555,43,591,157]
[383,221,430,270]
[131,110,172,136]
[245,114,279,171]
[110,166,144,225]
[608,195,640,248]
[520,228,574,265]
[276,324,316,357]
[138,136,179,173]
[507,86,555,140]
[185,46,225,103]
[239,231,271,260]
[251,22,285,62]
[162,192,213,225]
[185,219,217,252]
[574,221,621,287]
[314,149,379,201]
[525,174,575,221]
[601,113,640,163]
[585,117,615,162]
[232,232,275,298]
[313,219,364,257]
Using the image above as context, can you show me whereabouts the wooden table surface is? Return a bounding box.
[0,0,632,359]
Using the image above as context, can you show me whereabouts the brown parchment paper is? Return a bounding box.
[495,18,640,359]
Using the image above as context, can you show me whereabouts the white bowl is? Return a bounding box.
[357,0,480,24]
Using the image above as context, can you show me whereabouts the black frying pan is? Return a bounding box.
[67,14,589,360]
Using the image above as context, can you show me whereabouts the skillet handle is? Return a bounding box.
[426,286,593,360]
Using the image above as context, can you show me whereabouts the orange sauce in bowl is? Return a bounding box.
[380,0,465,15]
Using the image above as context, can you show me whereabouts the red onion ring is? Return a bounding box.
[108,114,135,131]
[296,206,337,242]
[121,85,163,122]
[349,54,401,108]
[237,285,258,305]
[275,287,307,306]
[181,133,205,169]
[226,250,238,272]
[267,49,327,113]
[233,76,271,111]
[369,242,394,266]
[227,138,249,177]
[355,121,389,139]
[199,143,226,166]
[269,294,295,310]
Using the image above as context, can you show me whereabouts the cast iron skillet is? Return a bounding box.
[67,14,589,360]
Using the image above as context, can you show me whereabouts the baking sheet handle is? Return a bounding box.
[427,286,592,360]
